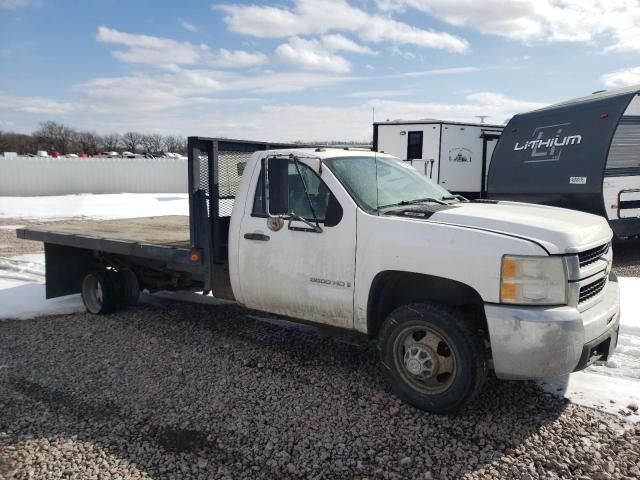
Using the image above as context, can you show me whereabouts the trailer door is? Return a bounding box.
[603,116,640,223]
[481,132,501,197]
[438,125,483,197]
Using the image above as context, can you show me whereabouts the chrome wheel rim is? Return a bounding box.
[83,275,104,313]
[393,325,457,394]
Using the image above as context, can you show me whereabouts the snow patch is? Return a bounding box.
[619,276,640,337]
[540,276,640,421]
[0,193,189,220]
[0,278,83,320]
[541,372,640,421]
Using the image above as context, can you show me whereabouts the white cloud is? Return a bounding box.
[367,92,544,126]
[234,91,544,140]
[230,71,353,93]
[0,88,546,142]
[346,90,415,98]
[216,0,469,53]
[97,26,267,68]
[210,48,268,68]
[373,0,406,11]
[320,34,377,55]
[379,0,640,52]
[391,66,479,78]
[73,66,354,114]
[601,67,640,88]
[97,26,208,65]
[71,63,479,114]
[0,91,76,115]
[390,46,417,60]
[275,37,351,73]
[181,20,198,32]
[0,0,34,9]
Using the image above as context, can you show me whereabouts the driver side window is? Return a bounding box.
[252,159,339,224]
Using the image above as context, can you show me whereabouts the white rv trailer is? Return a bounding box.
[373,120,504,198]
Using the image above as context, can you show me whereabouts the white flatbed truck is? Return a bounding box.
[17,137,620,413]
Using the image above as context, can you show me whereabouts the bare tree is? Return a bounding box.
[163,135,187,154]
[75,131,100,155]
[99,133,121,152]
[141,133,164,154]
[33,121,76,154]
[1,123,190,157]
[121,131,142,153]
[0,131,36,154]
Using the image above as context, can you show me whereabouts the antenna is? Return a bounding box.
[372,106,375,124]
[475,115,488,124]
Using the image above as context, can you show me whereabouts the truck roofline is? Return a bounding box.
[258,148,399,161]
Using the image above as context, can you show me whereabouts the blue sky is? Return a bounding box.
[1,0,639,141]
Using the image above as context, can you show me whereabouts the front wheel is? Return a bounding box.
[377,303,487,413]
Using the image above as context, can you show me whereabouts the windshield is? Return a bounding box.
[324,156,453,213]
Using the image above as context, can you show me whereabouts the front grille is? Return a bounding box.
[578,242,610,268]
[579,277,607,304]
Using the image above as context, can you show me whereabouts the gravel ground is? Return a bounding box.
[1,303,639,480]
[0,219,46,257]
[1,217,639,479]
[612,237,640,277]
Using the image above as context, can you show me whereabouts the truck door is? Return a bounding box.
[237,155,357,328]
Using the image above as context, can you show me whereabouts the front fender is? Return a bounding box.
[354,211,546,334]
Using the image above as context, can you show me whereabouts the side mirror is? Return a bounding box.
[264,155,324,233]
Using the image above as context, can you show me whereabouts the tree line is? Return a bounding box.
[0,121,187,156]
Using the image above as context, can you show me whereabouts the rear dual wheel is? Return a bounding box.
[81,268,140,315]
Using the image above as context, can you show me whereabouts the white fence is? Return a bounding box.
[0,156,188,196]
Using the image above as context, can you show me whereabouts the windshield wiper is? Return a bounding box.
[441,194,469,202]
[379,197,448,210]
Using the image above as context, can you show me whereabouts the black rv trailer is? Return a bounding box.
[487,85,640,238]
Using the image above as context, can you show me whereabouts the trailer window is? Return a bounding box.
[407,131,423,160]
[606,120,640,171]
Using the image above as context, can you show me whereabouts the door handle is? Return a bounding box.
[244,233,270,241]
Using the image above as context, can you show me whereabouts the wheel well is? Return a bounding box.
[367,271,488,339]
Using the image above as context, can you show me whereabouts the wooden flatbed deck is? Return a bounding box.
[20,216,191,248]
[17,216,200,268]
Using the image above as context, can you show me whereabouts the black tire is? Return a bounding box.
[117,268,140,307]
[81,270,117,315]
[377,303,487,414]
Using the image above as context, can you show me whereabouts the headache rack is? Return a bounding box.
[187,137,300,290]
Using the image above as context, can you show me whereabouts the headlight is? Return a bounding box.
[500,255,567,305]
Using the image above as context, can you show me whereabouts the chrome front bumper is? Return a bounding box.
[484,274,620,380]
